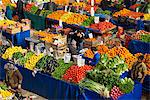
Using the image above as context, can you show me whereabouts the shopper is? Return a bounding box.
[4,63,23,93]
[5,6,13,20]
[72,30,84,53]
[131,55,147,83]
[137,15,145,31]
[16,0,25,21]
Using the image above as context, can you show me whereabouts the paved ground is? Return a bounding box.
[22,90,47,100]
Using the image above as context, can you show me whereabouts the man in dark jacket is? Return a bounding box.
[16,0,25,21]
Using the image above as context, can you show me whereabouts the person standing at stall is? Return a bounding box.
[137,15,145,31]
[83,47,100,67]
[16,0,25,21]
[72,30,84,53]
[131,55,147,83]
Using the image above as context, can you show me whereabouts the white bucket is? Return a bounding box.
[64,53,71,63]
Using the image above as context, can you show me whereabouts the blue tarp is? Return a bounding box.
[0,58,142,99]
[2,30,30,48]
[128,40,150,54]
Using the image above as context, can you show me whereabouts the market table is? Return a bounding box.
[2,30,30,48]
[0,58,142,99]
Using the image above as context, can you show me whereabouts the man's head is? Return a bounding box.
[138,55,144,62]
[71,39,77,48]
[140,16,144,20]
[91,47,97,53]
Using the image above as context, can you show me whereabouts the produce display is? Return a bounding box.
[118,78,134,94]
[63,65,93,83]
[34,31,58,43]
[79,79,110,98]
[25,4,52,17]
[0,84,14,99]
[131,30,150,43]
[52,59,73,79]
[110,86,123,100]
[36,55,59,74]
[113,8,144,19]
[2,46,26,60]
[54,0,69,5]
[19,51,34,65]
[144,14,150,20]
[81,16,94,26]
[25,53,44,70]
[84,49,94,59]
[98,54,128,75]
[12,52,24,60]
[61,13,88,25]
[90,22,116,33]
[87,69,120,90]
[72,2,86,8]
[47,10,67,20]
[95,8,111,15]
[84,5,98,13]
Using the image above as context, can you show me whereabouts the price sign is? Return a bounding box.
[77,0,80,3]
[94,16,99,23]
[59,20,63,27]
[89,33,93,38]
[91,7,95,16]
[65,5,68,12]
[91,0,94,6]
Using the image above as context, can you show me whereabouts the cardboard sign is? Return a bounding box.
[59,20,63,27]
[89,33,93,38]
[94,16,99,23]
[91,0,94,6]
[91,7,95,16]
[65,5,68,12]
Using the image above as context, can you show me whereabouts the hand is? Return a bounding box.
[18,84,21,89]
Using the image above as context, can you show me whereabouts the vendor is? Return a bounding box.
[83,47,100,66]
[5,6,13,20]
[4,63,23,93]
[72,30,84,53]
[68,39,78,60]
[99,0,111,10]
[137,15,145,31]
[131,55,147,83]
[16,0,25,21]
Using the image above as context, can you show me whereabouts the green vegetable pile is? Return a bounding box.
[36,55,53,70]
[36,55,59,74]
[81,16,94,26]
[95,8,111,15]
[79,79,110,98]
[118,77,134,94]
[12,52,23,60]
[87,69,120,90]
[52,59,73,79]
[39,10,52,17]
[0,84,8,91]
[30,6,39,14]
[141,34,150,43]
[97,54,128,75]
[19,51,34,65]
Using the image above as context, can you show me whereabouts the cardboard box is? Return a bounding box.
[6,27,21,34]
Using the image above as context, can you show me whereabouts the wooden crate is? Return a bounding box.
[6,27,21,34]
